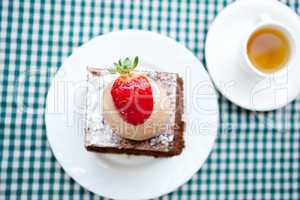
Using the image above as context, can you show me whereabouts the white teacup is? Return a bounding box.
[242,14,296,77]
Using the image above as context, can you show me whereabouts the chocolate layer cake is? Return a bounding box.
[85,68,184,157]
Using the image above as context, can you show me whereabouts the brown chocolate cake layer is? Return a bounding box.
[85,68,184,157]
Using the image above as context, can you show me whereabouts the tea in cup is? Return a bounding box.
[243,15,296,77]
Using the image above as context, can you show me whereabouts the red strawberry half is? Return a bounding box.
[110,57,154,125]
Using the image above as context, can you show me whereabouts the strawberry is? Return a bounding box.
[109,57,154,125]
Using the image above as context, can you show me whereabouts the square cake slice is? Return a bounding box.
[85,68,184,157]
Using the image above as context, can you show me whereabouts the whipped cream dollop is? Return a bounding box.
[102,76,171,141]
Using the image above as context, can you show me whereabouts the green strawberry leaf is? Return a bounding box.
[110,56,139,75]
[124,58,131,66]
[133,56,139,68]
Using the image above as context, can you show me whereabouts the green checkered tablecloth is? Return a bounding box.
[1,0,299,199]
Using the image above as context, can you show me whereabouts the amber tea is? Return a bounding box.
[247,27,290,74]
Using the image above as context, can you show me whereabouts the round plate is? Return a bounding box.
[206,0,300,111]
[45,30,219,200]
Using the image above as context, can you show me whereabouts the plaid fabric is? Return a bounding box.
[0,0,299,199]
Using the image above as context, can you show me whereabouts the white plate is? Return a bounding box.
[45,30,219,200]
[206,0,300,111]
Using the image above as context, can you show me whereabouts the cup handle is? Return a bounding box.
[258,13,272,23]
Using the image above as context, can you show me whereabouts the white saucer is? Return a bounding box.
[45,30,219,200]
[206,0,300,111]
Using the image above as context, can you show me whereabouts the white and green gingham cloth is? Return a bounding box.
[0,0,299,199]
